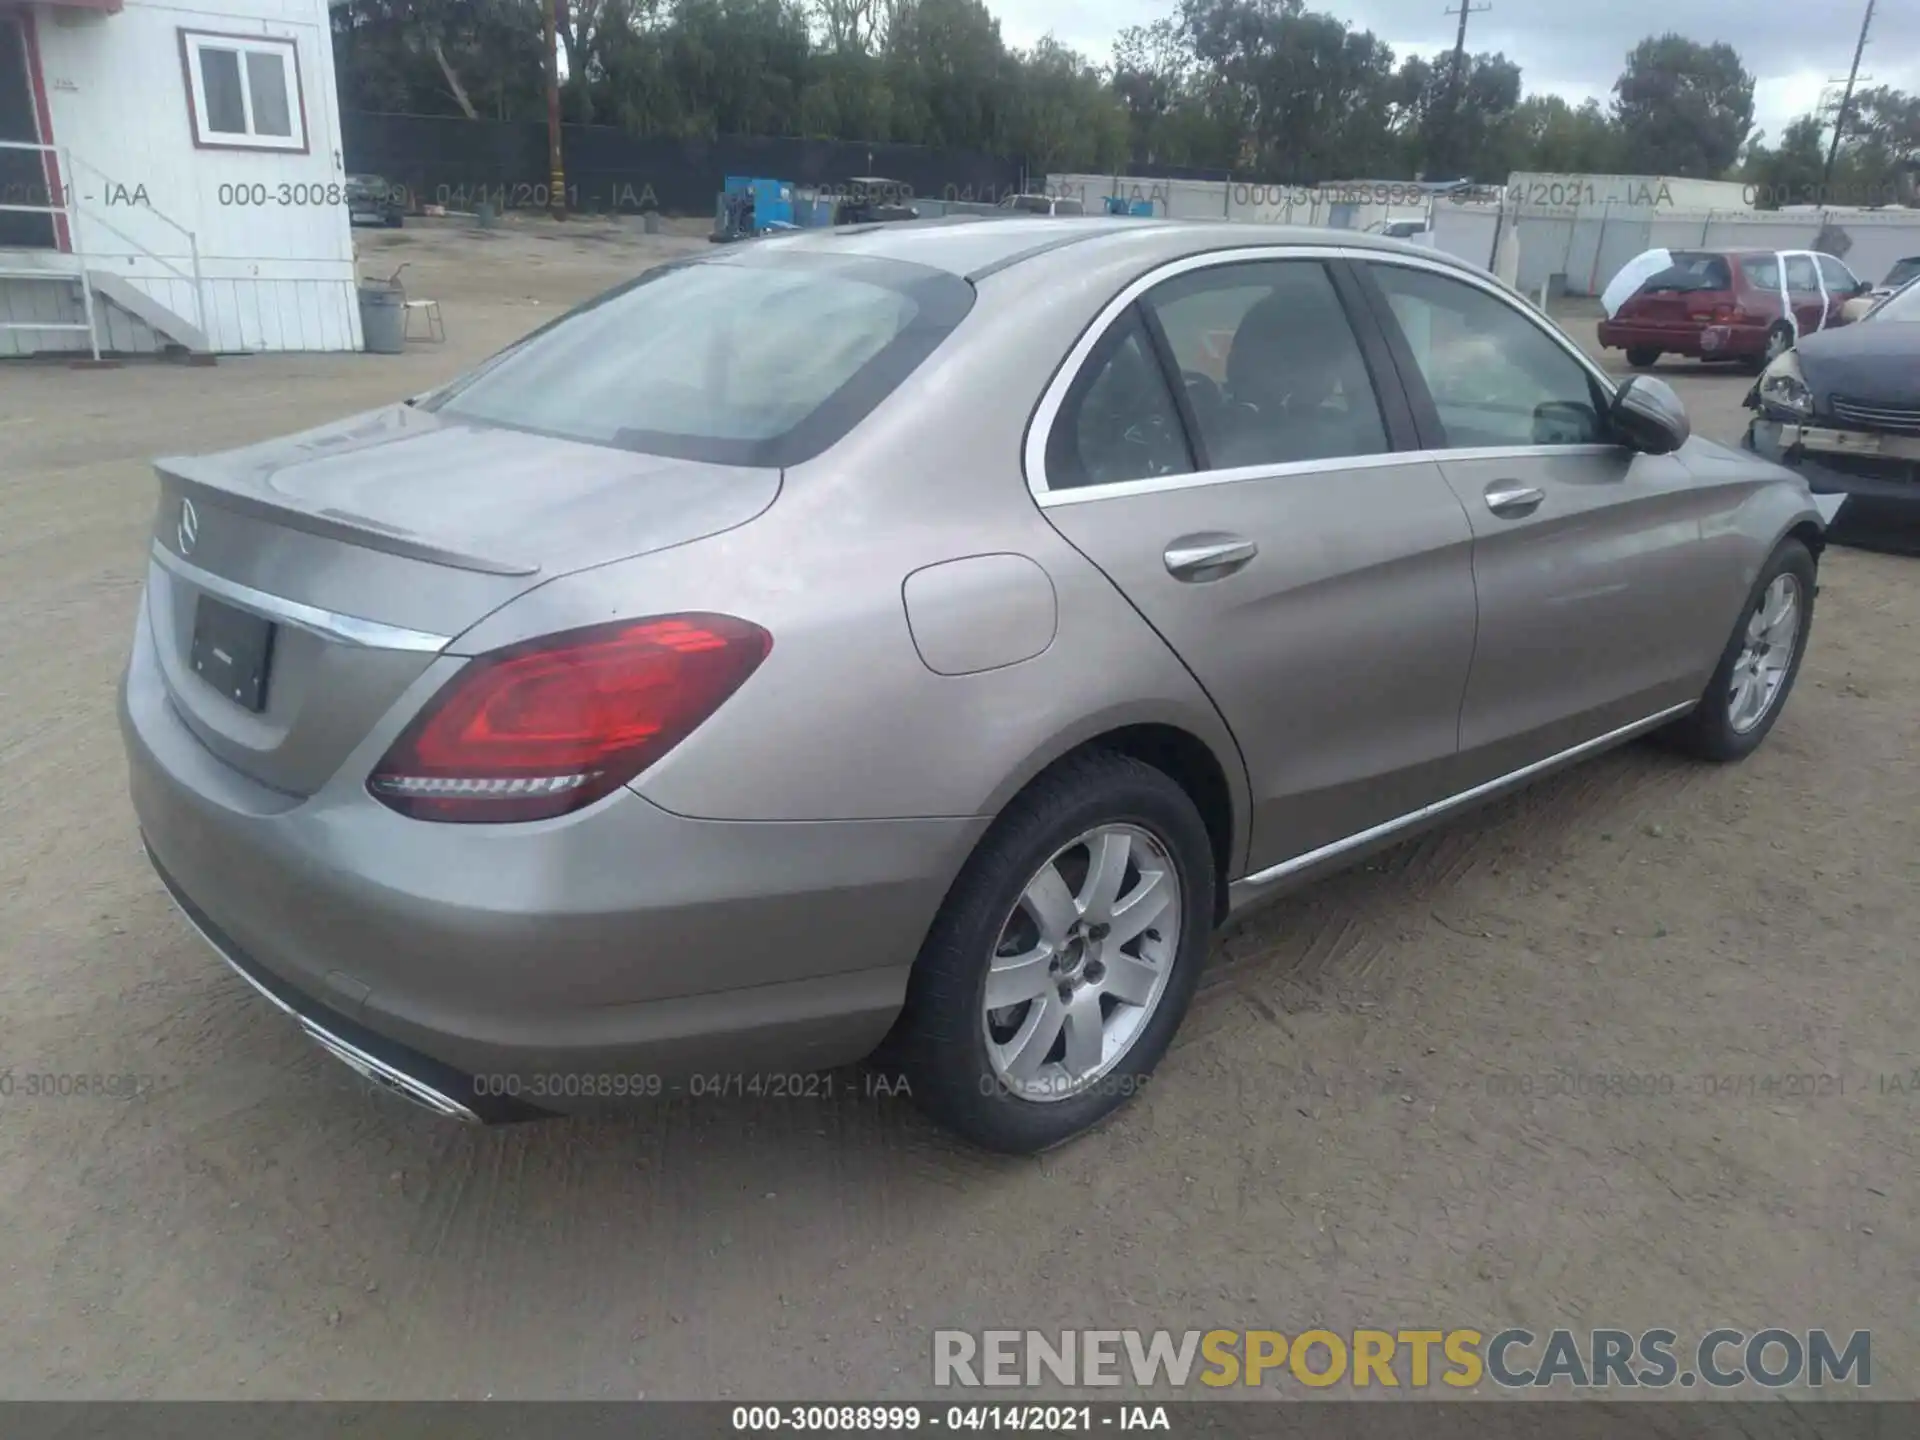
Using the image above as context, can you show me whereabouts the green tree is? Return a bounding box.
[1393,50,1521,180]
[1611,33,1754,177]
[1740,115,1829,206]
[1004,37,1128,174]
[332,0,545,120]
[1176,0,1400,180]
[1500,95,1624,174]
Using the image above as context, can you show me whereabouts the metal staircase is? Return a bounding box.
[0,139,208,360]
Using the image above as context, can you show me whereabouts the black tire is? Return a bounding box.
[1626,347,1661,369]
[891,750,1215,1155]
[1663,539,1816,761]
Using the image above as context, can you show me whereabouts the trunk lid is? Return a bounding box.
[1620,252,1737,325]
[144,403,780,796]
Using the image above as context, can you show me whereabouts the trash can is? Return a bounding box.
[358,283,406,354]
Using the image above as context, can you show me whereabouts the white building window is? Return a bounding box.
[179,31,307,152]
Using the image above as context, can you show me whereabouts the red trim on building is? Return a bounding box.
[0,0,124,12]
[16,8,72,252]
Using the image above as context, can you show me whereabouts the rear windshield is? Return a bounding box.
[1740,255,1783,289]
[425,252,974,466]
[1640,252,1733,293]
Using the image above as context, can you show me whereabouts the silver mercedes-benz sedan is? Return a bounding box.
[122,218,1825,1153]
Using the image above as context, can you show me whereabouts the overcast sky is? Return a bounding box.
[992,0,1913,152]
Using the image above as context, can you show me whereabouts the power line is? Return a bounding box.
[1436,1,1491,181]
[1822,0,1875,190]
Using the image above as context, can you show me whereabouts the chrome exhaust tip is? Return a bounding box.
[302,1022,480,1123]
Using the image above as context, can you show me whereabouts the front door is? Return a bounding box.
[1033,254,1478,873]
[0,14,55,250]
[1356,256,1735,783]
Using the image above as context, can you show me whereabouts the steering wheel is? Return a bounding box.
[1181,370,1224,415]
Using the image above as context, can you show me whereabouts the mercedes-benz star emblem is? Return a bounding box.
[177,497,200,556]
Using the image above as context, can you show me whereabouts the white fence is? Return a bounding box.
[1044,171,1920,297]
[1045,173,1436,235]
[1427,203,1920,297]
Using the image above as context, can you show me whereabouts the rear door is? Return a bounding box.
[1031,251,1479,874]
[1353,256,1735,782]
[1783,251,1828,336]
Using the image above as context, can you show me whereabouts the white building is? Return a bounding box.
[0,0,360,357]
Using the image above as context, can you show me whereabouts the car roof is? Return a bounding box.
[750,216,1488,283]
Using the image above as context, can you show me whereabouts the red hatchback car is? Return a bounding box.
[1599,248,1868,371]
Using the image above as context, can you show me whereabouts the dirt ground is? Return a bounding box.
[0,217,1914,1400]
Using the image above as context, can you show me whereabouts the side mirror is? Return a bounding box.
[1533,399,1604,445]
[1611,375,1691,455]
[1855,279,1875,296]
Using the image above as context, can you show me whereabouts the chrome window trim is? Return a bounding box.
[1226,699,1697,910]
[1037,443,1621,507]
[1025,244,1623,507]
[151,542,453,654]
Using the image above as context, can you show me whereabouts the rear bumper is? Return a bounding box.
[120,598,987,1117]
[1596,320,1768,359]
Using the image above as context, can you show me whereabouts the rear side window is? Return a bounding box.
[1047,311,1194,489]
[426,253,974,467]
[1741,255,1782,289]
[1640,252,1732,293]
[1142,260,1389,469]
[1785,254,1820,292]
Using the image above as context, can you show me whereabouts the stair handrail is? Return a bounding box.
[62,149,207,349]
[0,140,207,352]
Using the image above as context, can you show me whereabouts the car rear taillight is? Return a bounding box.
[368,614,771,823]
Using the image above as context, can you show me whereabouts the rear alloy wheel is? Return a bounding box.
[890,751,1214,1154]
[982,823,1181,1102]
[1626,347,1661,369]
[1664,539,1816,761]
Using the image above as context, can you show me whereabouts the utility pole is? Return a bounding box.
[1822,0,1874,193]
[546,0,568,219]
[1437,1,1491,181]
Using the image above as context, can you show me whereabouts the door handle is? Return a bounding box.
[1484,482,1545,519]
[1164,534,1258,582]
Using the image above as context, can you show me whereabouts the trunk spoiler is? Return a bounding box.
[153,455,540,578]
